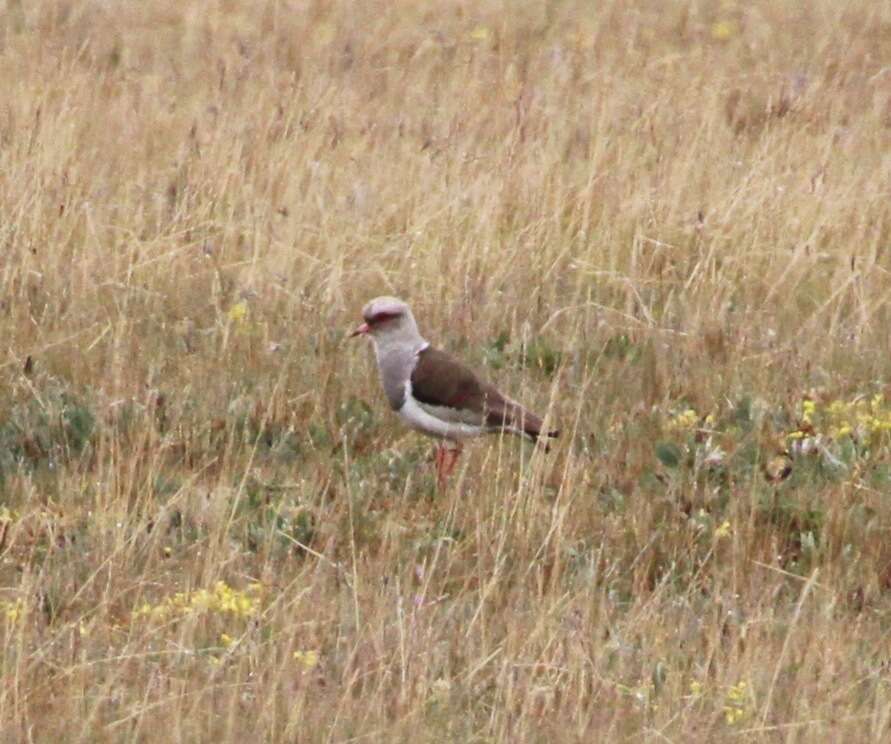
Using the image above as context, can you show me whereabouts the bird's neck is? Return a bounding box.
[371,334,428,410]
[372,326,427,358]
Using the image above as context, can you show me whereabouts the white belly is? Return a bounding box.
[398,386,485,441]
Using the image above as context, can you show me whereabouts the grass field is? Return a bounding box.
[0,0,890,740]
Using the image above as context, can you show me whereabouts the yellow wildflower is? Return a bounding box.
[801,400,816,422]
[711,20,736,41]
[134,581,262,623]
[470,26,490,42]
[2,599,24,623]
[293,650,319,669]
[667,408,699,431]
[724,681,749,725]
[228,301,248,324]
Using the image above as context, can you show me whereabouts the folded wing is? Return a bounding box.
[410,347,553,442]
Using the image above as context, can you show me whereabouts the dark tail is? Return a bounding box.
[521,410,558,451]
[537,428,559,452]
[489,399,558,450]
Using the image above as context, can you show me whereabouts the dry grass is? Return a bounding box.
[0,0,890,740]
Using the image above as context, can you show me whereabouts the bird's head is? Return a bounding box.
[350,296,423,349]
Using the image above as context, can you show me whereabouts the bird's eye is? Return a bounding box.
[369,311,399,325]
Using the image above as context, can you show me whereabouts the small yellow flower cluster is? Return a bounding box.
[666,408,699,431]
[714,520,732,539]
[0,599,25,624]
[724,680,749,725]
[469,26,490,42]
[664,407,718,433]
[791,393,891,443]
[293,650,320,669]
[800,399,817,423]
[711,20,737,41]
[134,581,262,623]
[227,301,249,325]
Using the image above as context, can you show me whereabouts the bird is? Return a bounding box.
[350,296,558,487]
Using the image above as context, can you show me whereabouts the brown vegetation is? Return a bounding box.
[0,0,890,740]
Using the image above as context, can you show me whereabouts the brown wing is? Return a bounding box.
[411,347,551,441]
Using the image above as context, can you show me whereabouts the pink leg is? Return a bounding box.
[442,445,462,477]
[435,443,463,490]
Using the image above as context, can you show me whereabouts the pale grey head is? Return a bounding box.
[350,296,425,351]
[351,296,428,410]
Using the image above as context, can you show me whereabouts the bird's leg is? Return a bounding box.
[441,444,463,480]
[433,444,446,489]
[433,443,464,490]
[434,444,446,490]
